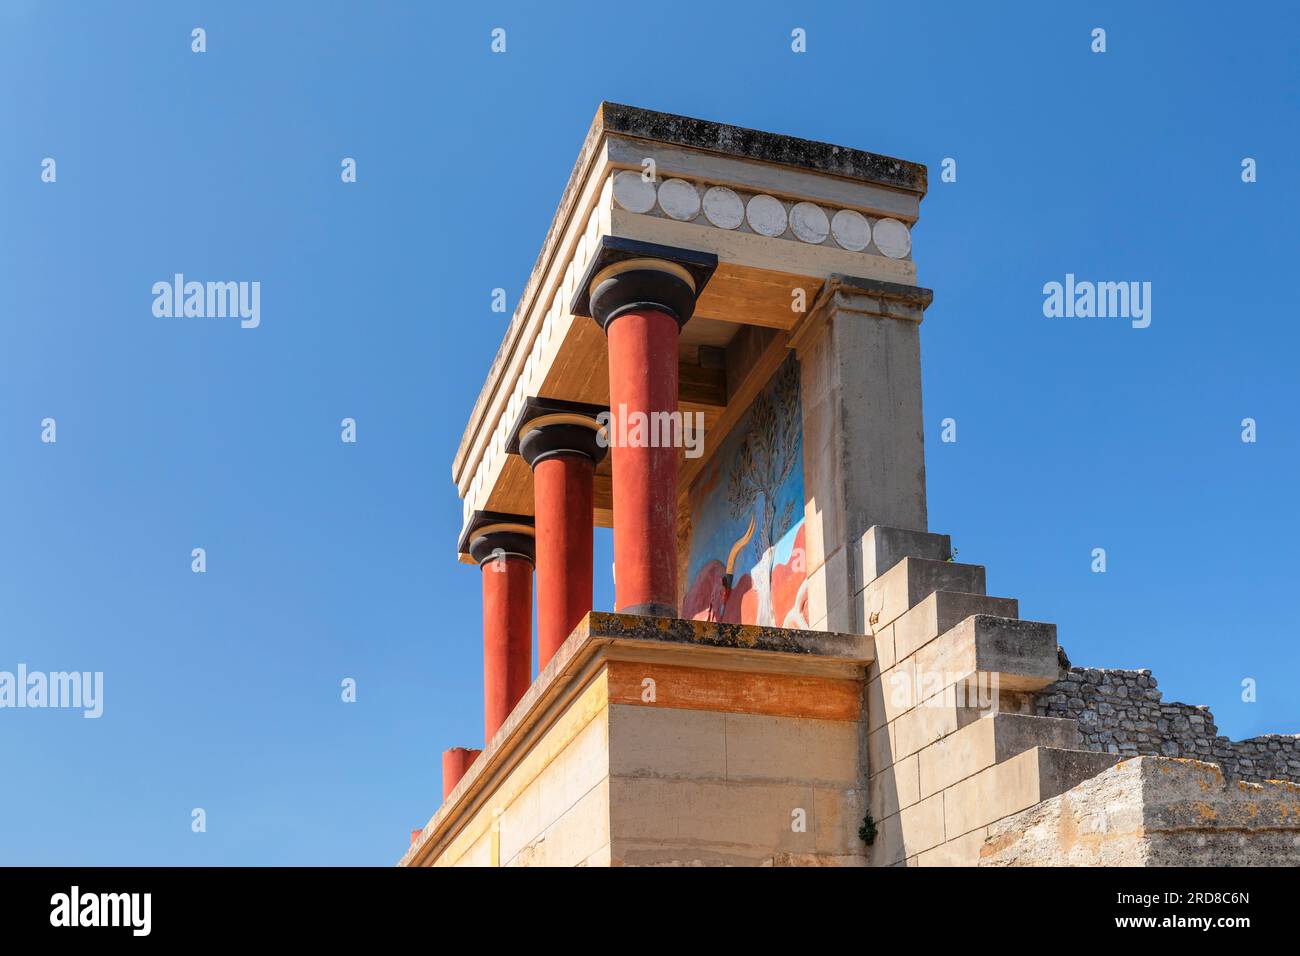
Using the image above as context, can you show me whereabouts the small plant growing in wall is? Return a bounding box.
[858,813,877,846]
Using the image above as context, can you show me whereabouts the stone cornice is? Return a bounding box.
[601,102,928,196]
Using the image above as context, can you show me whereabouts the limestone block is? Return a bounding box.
[866,721,895,772]
[917,713,1080,799]
[534,705,611,826]
[506,777,610,867]
[608,776,816,860]
[607,704,727,780]
[893,697,983,761]
[898,791,946,856]
[893,590,1020,663]
[581,844,612,867]
[870,652,917,724]
[916,826,988,867]
[496,776,544,864]
[869,622,895,679]
[914,614,1059,694]
[450,830,494,868]
[869,751,919,820]
[723,711,864,786]
[868,812,906,866]
[855,526,952,592]
[943,746,1118,839]
[981,756,1300,867]
[813,785,870,856]
[499,707,610,862]
[802,542,854,632]
[860,558,986,635]
[804,560,828,630]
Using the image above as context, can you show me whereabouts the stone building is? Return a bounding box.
[400,103,1300,867]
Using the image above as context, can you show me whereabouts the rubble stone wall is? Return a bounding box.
[1035,664,1300,784]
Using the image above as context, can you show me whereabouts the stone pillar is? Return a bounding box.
[511,399,608,668]
[790,275,935,631]
[460,511,535,742]
[572,237,717,617]
[441,746,482,800]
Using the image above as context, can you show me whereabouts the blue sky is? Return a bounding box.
[1,1,1296,865]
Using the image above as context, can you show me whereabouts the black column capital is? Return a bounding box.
[570,237,718,332]
[458,510,536,566]
[507,397,609,469]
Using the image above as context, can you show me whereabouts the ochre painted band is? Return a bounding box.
[475,522,536,539]
[589,257,696,295]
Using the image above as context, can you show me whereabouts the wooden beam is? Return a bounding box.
[678,363,726,408]
[677,323,793,504]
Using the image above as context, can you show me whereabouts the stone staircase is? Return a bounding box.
[857,527,1117,866]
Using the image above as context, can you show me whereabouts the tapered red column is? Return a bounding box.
[572,238,717,617]
[513,400,608,667]
[533,455,593,659]
[460,512,535,742]
[606,309,681,615]
[441,746,482,800]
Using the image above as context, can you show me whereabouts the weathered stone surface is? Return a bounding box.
[860,557,986,634]
[856,525,951,590]
[600,102,928,194]
[980,756,1300,866]
[917,713,1079,798]
[943,746,1117,839]
[915,615,1059,693]
[586,611,871,660]
[1036,662,1300,784]
[893,591,1020,664]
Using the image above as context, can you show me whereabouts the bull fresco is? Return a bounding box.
[682,355,808,628]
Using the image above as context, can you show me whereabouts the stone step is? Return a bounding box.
[892,590,1020,664]
[943,745,1118,840]
[854,526,952,593]
[913,614,1059,695]
[860,557,986,634]
[917,713,1081,799]
[874,613,1056,728]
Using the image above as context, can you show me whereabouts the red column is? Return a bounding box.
[533,453,595,665]
[481,554,532,742]
[571,239,716,619]
[441,746,482,800]
[607,308,682,617]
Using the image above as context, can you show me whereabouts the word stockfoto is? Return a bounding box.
[0,665,103,718]
[152,274,261,328]
[1042,274,1152,329]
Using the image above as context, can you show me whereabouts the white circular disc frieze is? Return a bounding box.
[702,186,744,229]
[831,209,872,251]
[746,194,788,237]
[657,179,701,221]
[872,218,911,259]
[612,170,656,213]
[790,202,830,244]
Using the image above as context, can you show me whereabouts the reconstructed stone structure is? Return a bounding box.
[401,104,1300,867]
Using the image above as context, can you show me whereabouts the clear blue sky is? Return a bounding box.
[1,1,1296,865]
